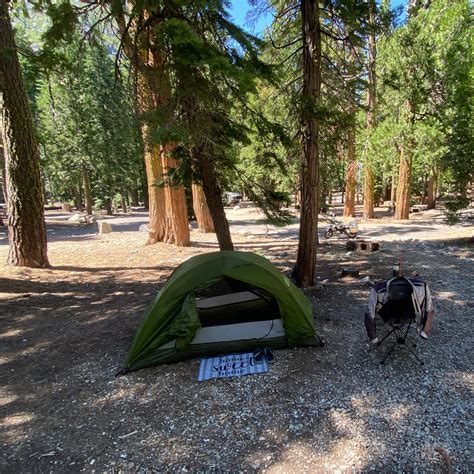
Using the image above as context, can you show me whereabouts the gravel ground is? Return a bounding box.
[0,208,473,472]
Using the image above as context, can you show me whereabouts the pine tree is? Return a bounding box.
[292,0,322,287]
[0,0,49,267]
[362,0,377,219]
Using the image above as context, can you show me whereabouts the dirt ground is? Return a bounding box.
[0,206,473,472]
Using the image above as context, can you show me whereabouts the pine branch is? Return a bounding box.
[270,34,302,50]
[278,45,303,66]
[319,27,350,42]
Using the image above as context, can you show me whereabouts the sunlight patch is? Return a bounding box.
[0,393,18,407]
[1,412,34,426]
[1,329,23,338]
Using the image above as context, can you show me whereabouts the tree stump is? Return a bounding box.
[62,202,72,213]
[346,240,379,252]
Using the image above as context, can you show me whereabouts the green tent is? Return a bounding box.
[123,251,318,372]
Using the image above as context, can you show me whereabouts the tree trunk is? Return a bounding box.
[115,11,190,246]
[140,161,149,209]
[121,193,127,214]
[104,198,113,215]
[143,139,166,244]
[294,175,301,209]
[160,144,190,246]
[381,173,388,202]
[72,185,82,212]
[197,152,234,250]
[427,170,437,209]
[344,47,358,218]
[0,0,48,267]
[292,0,321,287]
[395,144,412,219]
[343,136,356,217]
[363,166,375,216]
[395,100,415,220]
[130,187,139,207]
[390,173,397,204]
[82,168,93,215]
[192,182,214,233]
[62,202,72,213]
[363,0,377,219]
[0,142,7,204]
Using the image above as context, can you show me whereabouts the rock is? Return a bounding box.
[139,224,149,233]
[98,222,113,234]
[85,215,96,225]
[68,214,84,223]
[238,229,250,236]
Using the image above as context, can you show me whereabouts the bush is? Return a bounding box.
[444,196,470,225]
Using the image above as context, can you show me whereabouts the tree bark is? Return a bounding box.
[130,187,139,207]
[82,168,93,215]
[121,193,127,214]
[143,139,166,244]
[363,165,375,215]
[395,143,412,219]
[292,0,321,287]
[73,186,83,212]
[427,170,437,209]
[0,0,49,267]
[195,150,233,250]
[0,141,7,204]
[160,144,190,246]
[390,173,397,204]
[192,182,214,233]
[363,0,377,219]
[395,100,415,220]
[104,198,113,215]
[115,9,189,247]
[140,161,149,209]
[343,136,356,217]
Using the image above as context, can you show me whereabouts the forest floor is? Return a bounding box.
[0,204,473,472]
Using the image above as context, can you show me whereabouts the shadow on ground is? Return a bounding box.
[1,239,472,471]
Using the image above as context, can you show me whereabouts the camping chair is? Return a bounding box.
[377,277,424,365]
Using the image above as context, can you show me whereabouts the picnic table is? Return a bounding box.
[411,204,428,213]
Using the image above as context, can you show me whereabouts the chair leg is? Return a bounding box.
[404,340,424,365]
[405,334,417,348]
[377,328,395,346]
[379,323,424,366]
[380,338,399,365]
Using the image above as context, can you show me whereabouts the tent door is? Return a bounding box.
[195,290,280,327]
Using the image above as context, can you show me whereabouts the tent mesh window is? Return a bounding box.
[194,278,281,327]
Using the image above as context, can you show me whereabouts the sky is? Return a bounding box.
[228,0,408,35]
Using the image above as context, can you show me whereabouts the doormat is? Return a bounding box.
[198,352,269,382]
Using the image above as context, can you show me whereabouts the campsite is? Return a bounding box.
[1,205,473,471]
[1,0,473,472]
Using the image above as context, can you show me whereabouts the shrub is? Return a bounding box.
[444,196,470,225]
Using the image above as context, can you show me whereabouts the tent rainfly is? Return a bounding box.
[121,251,320,373]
